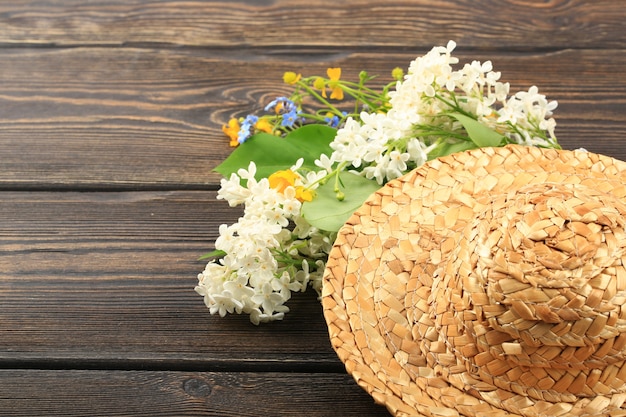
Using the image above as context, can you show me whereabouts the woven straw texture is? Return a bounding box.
[322,145,626,417]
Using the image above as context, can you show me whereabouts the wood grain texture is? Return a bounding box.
[0,191,339,368]
[1,48,625,189]
[0,0,623,49]
[1,1,625,416]
[0,370,390,416]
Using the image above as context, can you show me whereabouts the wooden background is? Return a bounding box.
[0,1,625,416]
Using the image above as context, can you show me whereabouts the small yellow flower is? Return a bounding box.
[255,118,273,134]
[283,71,302,85]
[268,169,298,193]
[295,186,314,202]
[314,77,326,97]
[327,67,344,100]
[392,67,404,81]
[222,118,240,147]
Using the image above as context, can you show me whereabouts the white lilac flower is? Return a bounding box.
[330,117,370,167]
[302,169,328,190]
[393,40,458,102]
[223,275,255,302]
[292,215,317,240]
[272,271,305,299]
[459,60,494,93]
[214,223,236,253]
[492,81,510,103]
[199,156,337,323]
[362,153,390,184]
[217,173,251,206]
[314,153,335,173]
[251,282,289,314]
[249,308,285,326]
[330,41,559,187]
[293,259,311,289]
[406,138,430,166]
[210,293,245,317]
[201,41,560,324]
[386,150,411,180]
[307,260,327,295]
[195,262,239,314]
[359,111,404,144]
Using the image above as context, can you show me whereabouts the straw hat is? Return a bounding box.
[322,144,626,417]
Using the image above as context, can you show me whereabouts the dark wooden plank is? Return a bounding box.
[0,2,621,417]
[0,369,390,416]
[0,0,623,49]
[1,47,625,189]
[0,191,339,368]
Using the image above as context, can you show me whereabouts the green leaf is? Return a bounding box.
[302,172,381,232]
[214,124,336,180]
[449,112,505,148]
[198,249,226,261]
[428,140,478,160]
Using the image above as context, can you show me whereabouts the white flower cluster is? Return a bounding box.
[198,41,560,324]
[330,40,558,184]
[195,161,334,324]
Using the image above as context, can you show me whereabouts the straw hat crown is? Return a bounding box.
[323,145,626,416]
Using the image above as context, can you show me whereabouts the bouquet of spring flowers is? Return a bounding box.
[195,41,560,324]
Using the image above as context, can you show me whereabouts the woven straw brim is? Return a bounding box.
[322,145,626,417]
